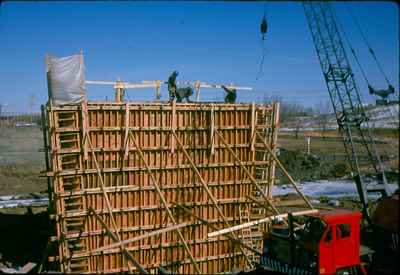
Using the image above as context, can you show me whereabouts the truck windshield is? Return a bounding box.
[295,215,327,242]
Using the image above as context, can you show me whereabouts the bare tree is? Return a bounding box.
[315,100,332,139]
[263,96,314,124]
[294,118,303,139]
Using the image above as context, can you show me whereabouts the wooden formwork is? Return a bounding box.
[43,101,281,274]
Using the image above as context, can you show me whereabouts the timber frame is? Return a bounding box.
[42,101,312,274]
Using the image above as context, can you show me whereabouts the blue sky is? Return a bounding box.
[0,1,398,112]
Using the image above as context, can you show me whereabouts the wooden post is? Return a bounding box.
[195,81,201,102]
[115,80,125,102]
[155,82,161,100]
[41,105,52,206]
[171,101,176,154]
[124,103,130,160]
[45,55,52,101]
[81,101,89,160]
[250,102,256,152]
[210,104,215,155]
[79,49,86,102]
[267,102,280,198]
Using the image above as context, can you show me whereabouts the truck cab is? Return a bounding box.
[260,209,366,275]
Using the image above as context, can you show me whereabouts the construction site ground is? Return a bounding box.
[0,125,398,271]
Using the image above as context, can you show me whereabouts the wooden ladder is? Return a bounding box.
[251,108,273,218]
[56,111,89,273]
[239,204,256,267]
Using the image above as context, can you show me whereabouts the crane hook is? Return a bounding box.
[260,16,268,40]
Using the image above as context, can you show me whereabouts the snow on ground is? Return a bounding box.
[273,179,399,199]
[0,195,48,209]
[363,104,399,129]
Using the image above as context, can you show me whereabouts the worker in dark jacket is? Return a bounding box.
[221,85,237,104]
[168,71,179,102]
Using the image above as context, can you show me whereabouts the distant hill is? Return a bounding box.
[280,103,399,131]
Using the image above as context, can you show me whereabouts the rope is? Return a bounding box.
[345,4,392,86]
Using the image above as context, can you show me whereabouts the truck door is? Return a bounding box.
[334,223,356,269]
[319,226,335,275]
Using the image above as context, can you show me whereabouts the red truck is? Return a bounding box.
[261,209,367,275]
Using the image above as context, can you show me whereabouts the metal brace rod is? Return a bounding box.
[214,130,281,216]
[171,131,255,268]
[176,204,262,256]
[88,208,148,274]
[128,130,202,275]
[255,131,314,209]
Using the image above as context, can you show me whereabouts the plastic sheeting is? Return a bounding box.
[46,54,86,105]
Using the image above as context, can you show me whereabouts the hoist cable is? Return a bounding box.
[263,0,269,17]
[334,6,398,142]
[256,1,269,80]
[342,8,399,151]
[256,42,268,80]
[333,8,371,86]
[345,4,392,86]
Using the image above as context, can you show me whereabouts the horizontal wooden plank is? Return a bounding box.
[53,160,270,177]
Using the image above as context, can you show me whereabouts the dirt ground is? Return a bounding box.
[0,127,47,196]
[278,130,399,182]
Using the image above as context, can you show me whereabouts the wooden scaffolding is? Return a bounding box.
[42,100,309,274]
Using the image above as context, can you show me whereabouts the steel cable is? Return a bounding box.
[345,4,393,87]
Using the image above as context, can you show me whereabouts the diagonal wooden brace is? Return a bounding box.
[85,133,139,274]
[214,129,281,215]
[92,222,189,253]
[255,131,314,209]
[81,101,89,160]
[171,131,255,268]
[176,204,262,256]
[88,208,148,274]
[128,130,202,275]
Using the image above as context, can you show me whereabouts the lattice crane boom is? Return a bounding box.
[302,1,390,222]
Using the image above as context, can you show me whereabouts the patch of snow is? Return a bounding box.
[273,179,398,199]
[281,104,399,130]
[0,195,48,209]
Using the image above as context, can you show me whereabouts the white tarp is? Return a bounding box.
[46,54,86,105]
